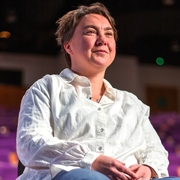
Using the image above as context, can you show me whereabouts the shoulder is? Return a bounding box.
[24,74,63,99]
[114,88,149,113]
[31,68,73,89]
[31,74,62,90]
[114,88,138,102]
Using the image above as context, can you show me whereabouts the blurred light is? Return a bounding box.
[156,57,164,66]
[8,152,18,166]
[0,31,11,39]
[171,40,180,53]
[6,9,18,24]
[162,0,174,6]
[0,126,9,135]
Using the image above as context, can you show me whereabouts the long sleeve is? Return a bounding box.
[16,75,100,179]
[138,107,169,177]
[16,69,170,180]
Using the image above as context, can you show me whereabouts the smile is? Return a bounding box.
[93,50,108,53]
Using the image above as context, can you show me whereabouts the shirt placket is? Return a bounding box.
[95,105,106,153]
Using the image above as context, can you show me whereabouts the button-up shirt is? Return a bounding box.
[16,68,169,180]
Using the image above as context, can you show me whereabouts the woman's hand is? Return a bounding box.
[91,155,138,180]
[129,164,152,180]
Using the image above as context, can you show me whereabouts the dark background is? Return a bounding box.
[0,0,180,66]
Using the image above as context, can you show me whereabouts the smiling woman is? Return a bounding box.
[16,2,180,180]
[63,13,116,77]
[55,3,118,69]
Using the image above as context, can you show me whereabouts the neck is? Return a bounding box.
[89,77,105,102]
[71,68,106,101]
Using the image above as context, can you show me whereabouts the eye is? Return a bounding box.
[84,28,97,35]
[105,31,114,37]
[87,30,96,34]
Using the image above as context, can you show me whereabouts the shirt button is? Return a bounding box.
[97,107,101,111]
[98,146,102,151]
[100,128,104,132]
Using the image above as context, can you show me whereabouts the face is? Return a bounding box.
[64,13,116,76]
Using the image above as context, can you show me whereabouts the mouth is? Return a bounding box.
[93,49,108,54]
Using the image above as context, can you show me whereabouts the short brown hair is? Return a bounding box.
[55,2,118,68]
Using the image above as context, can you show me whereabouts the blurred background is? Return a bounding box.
[0,0,180,179]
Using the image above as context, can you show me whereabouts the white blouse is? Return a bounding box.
[16,68,169,180]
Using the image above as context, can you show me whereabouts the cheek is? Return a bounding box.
[70,37,89,53]
[81,39,93,51]
[109,41,116,55]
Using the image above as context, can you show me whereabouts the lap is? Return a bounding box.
[53,169,180,180]
[52,168,110,180]
[153,177,180,180]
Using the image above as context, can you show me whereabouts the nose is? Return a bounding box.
[96,34,107,46]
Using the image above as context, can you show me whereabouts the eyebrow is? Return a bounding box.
[83,25,113,31]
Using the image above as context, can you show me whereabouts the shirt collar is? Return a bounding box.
[103,79,116,101]
[60,68,91,86]
[60,68,116,101]
[60,68,77,83]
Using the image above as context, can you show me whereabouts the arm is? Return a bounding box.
[16,76,99,171]
[136,108,169,178]
[91,154,138,180]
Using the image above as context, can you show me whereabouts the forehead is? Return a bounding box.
[77,13,112,29]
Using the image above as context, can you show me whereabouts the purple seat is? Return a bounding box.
[168,164,180,177]
[0,161,17,180]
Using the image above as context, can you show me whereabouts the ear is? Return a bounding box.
[64,43,73,55]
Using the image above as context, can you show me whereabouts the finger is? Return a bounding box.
[111,160,137,179]
[134,167,144,178]
[119,166,138,179]
[108,166,132,180]
[122,172,132,179]
[108,175,119,180]
[117,172,132,180]
[113,168,135,180]
[129,164,141,172]
[134,166,149,180]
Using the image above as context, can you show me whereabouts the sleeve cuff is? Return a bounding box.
[79,152,100,169]
[143,164,158,178]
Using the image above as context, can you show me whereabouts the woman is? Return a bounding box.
[16,2,178,180]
